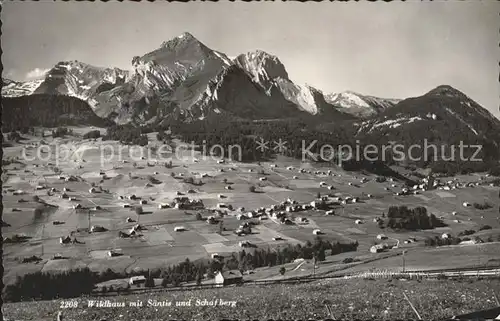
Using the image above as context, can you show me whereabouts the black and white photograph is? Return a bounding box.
[1,1,500,320]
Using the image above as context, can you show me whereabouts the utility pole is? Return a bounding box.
[313,254,317,278]
[402,250,407,273]
[88,209,91,232]
[41,223,45,257]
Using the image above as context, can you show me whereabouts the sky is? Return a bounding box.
[2,1,499,118]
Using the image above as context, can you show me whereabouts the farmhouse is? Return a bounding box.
[108,250,121,257]
[441,233,451,239]
[90,225,106,233]
[129,276,146,285]
[214,270,243,287]
[59,236,71,245]
[370,244,387,253]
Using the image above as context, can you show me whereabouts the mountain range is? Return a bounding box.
[2,31,500,160]
[2,32,402,123]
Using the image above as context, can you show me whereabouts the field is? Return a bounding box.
[3,278,500,320]
[3,126,500,286]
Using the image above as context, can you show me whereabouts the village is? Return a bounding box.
[2,126,500,291]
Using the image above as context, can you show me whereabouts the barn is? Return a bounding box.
[214,270,243,287]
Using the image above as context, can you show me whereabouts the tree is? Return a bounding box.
[161,277,170,288]
[218,221,224,235]
[279,266,286,275]
[316,248,326,262]
[145,271,155,288]
[135,206,143,215]
[195,213,203,221]
[249,186,256,193]
[196,272,203,285]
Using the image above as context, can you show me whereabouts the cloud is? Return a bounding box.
[26,68,50,79]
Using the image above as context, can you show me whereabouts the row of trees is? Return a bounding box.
[102,124,148,146]
[424,234,499,247]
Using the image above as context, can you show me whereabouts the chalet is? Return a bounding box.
[108,250,121,257]
[313,229,322,235]
[215,270,243,287]
[90,225,106,233]
[370,244,387,253]
[60,236,71,244]
[239,240,251,247]
[212,253,223,260]
[129,276,146,285]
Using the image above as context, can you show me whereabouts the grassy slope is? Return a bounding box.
[4,278,500,321]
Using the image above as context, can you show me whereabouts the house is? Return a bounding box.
[355,219,363,224]
[259,177,267,181]
[376,234,387,240]
[129,275,146,285]
[59,236,71,244]
[370,244,387,253]
[313,229,322,235]
[441,233,451,239]
[174,226,186,232]
[90,225,106,233]
[214,270,243,287]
